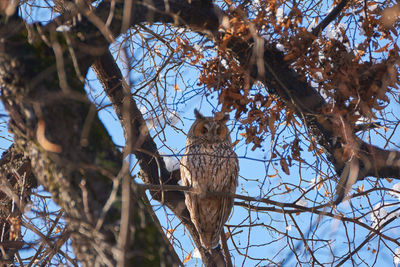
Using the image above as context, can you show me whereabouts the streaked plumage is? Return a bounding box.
[180,109,239,250]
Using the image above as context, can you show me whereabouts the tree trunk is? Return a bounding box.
[0,9,180,267]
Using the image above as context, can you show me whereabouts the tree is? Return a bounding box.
[0,0,399,266]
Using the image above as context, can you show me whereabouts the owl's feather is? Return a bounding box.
[180,110,239,250]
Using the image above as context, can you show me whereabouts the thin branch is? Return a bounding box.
[335,215,398,266]
[288,213,322,266]
[92,50,221,265]
[220,230,233,267]
[312,0,350,36]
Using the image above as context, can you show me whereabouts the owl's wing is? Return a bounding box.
[180,156,192,187]
[186,194,226,250]
[185,174,237,250]
[216,195,233,241]
[215,172,237,241]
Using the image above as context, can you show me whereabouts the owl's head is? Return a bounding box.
[187,109,231,144]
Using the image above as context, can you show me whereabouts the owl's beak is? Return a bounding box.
[207,131,218,143]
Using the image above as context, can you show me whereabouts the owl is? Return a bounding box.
[180,109,239,250]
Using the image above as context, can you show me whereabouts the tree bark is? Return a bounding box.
[0,9,180,266]
[61,0,399,263]
[1,0,399,265]
[78,0,400,184]
[0,145,36,264]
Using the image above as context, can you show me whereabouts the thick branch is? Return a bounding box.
[101,0,400,181]
[68,0,400,262]
[25,0,399,264]
[0,146,37,264]
[312,0,350,36]
[92,49,221,266]
[40,1,229,265]
[0,9,180,266]
[225,24,400,181]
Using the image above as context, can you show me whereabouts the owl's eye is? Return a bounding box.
[217,124,227,137]
[202,127,208,134]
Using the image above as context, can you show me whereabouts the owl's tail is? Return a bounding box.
[200,231,220,251]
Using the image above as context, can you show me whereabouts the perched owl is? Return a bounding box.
[180,109,239,250]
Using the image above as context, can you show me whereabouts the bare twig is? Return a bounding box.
[220,229,233,267]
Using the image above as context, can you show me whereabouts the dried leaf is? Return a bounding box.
[357,184,364,193]
[232,140,240,147]
[280,158,290,175]
[317,182,323,190]
[55,226,62,234]
[166,229,175,240]
[9,217,21,240]
[225,231,231,239]
[284,184,291,193]
[183,252,192,264]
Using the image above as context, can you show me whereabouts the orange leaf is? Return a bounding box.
[55,226,62,234]
[183,252,192,263]
[232,140,240,147]
[284,184,291,193]
[267,170,278,178]
[225,232,231,239]
[166,229,175,240]
[284,53,296,61]
[357,184,364,193]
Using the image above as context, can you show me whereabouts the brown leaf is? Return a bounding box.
[232,140,240,147]
[9,217,21,240]
[284,184,291,193]
[280,158,290,175]
[225,231,231,239]
[357,184,364,193]
[166,229,175,240]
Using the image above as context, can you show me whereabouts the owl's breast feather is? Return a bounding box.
[181,142,238,192]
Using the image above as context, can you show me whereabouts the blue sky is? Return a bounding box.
[3,1,400,266]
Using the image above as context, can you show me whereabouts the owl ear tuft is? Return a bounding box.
[194,109,205,120]
[221,113,229,122]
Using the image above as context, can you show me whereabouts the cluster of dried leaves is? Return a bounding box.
[2,0,400,266]
[175,0,400,161]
